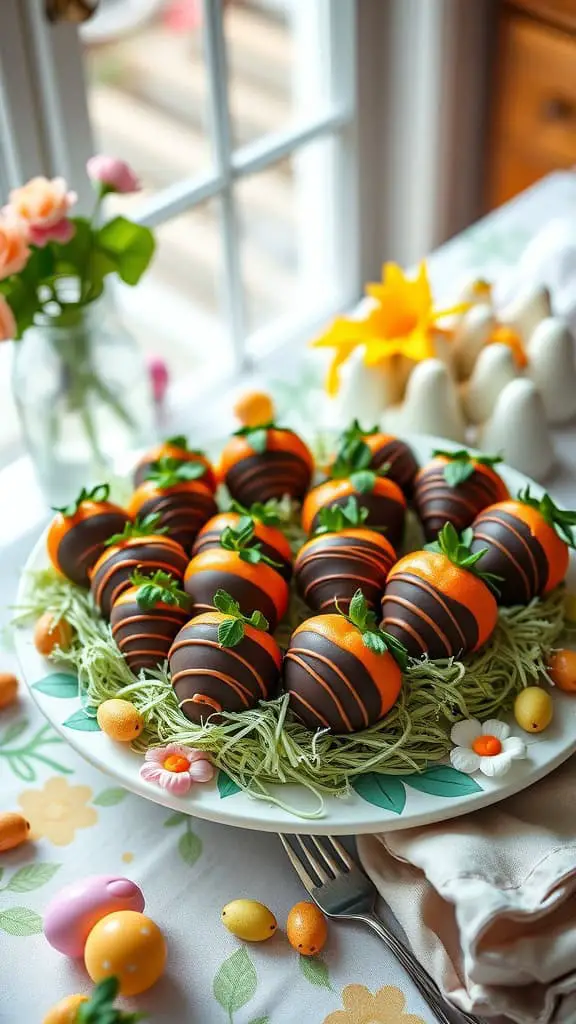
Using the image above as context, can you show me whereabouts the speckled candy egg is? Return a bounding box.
[286,901,328,956]
[43,875,145,957]
[221,899,277,942]
[84,910,166,996]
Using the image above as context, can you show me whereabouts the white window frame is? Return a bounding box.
[0,0,359,388]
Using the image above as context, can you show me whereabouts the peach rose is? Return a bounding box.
[9,176,77,230]
[0,217,29,280]
[0,295,16,341]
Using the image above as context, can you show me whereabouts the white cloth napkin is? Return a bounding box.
[357,757,576,1023]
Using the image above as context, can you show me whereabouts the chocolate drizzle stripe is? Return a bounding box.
[94,557,186,604]
[169,637,268,696]
[172,668,252,707]
[473,527,531,600]
[117,643,171,657]
[416,481,488,514]
[386,571,468,648]
[476,513,540,587]
[303,571,384,601]
[298,544,392,573]
[286,646,369,729]
[112,612,187,637]
[380,616,427,654]
[289,689,331,730]
[382,593,452,654]
[74,537,114,568]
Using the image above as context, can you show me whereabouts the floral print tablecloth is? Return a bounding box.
[2,173,576,1024]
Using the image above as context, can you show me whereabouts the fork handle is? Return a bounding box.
[362,913,482,1024]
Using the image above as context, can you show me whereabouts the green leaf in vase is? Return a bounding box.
[96,216,155,286]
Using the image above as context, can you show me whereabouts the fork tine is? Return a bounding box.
[294,835,330,884]
[278,835,316,892]
[326,835,355,871]
[310,836,341,877]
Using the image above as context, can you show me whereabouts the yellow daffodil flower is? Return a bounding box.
[312,261,468,395]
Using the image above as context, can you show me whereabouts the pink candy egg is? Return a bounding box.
[43,874,145,957]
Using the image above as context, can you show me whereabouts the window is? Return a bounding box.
[0,0,358,455]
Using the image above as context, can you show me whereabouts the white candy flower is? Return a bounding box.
[450,718,527,778]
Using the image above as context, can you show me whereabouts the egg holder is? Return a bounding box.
[336,281,576,482]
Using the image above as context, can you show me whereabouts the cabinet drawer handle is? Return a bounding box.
[542,97,575,122]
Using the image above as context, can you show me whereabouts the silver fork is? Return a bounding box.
[279,834,484,1024]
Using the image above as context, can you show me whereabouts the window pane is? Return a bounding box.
[113,199,231,378]
[224,0,334,150]
[238,134,341,340]
[82,1,213,211]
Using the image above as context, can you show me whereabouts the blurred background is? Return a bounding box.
[0,0,573,468]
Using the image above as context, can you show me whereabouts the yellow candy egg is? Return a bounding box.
[286,901,328,956]
[221,899,277,942]
[0,812,30,852]
[42,994,88,1024]
[96,699,144,742]
[514,686,553,734]
[84,910,166,997]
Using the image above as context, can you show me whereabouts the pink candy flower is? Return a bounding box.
[87,155,141,195]
[139,743,214,796]
[0,295,16,341]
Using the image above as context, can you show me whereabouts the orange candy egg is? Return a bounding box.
[286,901,328,956]
[84,910,166,997]
[549,649,576,693]
[42,994,88,1024]
[0,672,18,709]
[96,699,144,742]
[34,613,73,656]
[0,812,30,852]
[233,390,275,427]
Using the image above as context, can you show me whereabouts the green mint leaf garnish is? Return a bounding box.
[165,434,189,449]
[433,448,503,490]
[214,589,269,647]
[331,434,373,479]
[233,421,287,455]
[213,588,241,616]
[105,512,167,546]
[337,588,408,669]
[427,522,503,591]
[145,456,206,489]
[315,496,369,534]
[349,470,377,494]
[77,975,145,1023]
[518,486,576,548]
[217,618,245,648]
[130,569,189,611]
[239,547,263,564]
[219,520,281,568]
[230,499,281,526]
[53,482,111,517]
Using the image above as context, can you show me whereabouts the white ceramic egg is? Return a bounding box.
[526,317,576,424]
[382,358,466,442]
[336,347,389,425]
[461,343,517,425]
[499,284,551,341]
[451,304,495,381]
[478,377,555,481]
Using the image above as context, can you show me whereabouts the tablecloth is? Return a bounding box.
[2,172,576,1024]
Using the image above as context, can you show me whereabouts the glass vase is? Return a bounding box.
[12,297,155,507]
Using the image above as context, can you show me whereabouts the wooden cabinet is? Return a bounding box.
[487,2,576,208]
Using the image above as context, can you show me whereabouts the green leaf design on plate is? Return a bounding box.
[178,830,202,866]
[299,955,332,989]
[351,774,406,814]
[5,863,61,893]
[164,811,186,828]
[217,770,241,798]
[400,765,482,797]
[63,709,101,732]
[213,947,258,1015]
[93,787,127,807]
[0,907,43,936]
[32,673,78,698]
